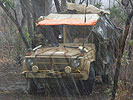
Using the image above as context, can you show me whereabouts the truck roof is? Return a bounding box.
[37,14,100,26]
[67,2,110,15]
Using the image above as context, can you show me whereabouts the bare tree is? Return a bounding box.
[112,0,133,99]
[20,0,33,40]
[19,0,52,48]
[0,1,30,49]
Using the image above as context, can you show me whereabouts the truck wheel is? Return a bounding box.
[26,79,37,94]
[102,74,112,84]
[84,63,95,94]
[102,64,112,84]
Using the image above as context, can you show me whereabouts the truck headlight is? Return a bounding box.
[27,59,34,66]
[32,65,39,73]
[73,59,80,68]
[65,66,71,73]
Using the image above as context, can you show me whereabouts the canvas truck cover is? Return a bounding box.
[67,2,110,14]
[37,14,100,26]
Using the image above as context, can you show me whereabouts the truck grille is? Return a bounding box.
[35,58,71,71]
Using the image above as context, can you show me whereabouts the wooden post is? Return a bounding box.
[63,25,66,43]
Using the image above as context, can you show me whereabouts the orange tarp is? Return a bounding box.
[37,14,100,26]
[38,18,97,26]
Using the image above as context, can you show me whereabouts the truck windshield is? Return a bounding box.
[65,26,93,43]
[38,25,93,47]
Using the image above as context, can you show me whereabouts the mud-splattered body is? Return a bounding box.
[22,43,95,80]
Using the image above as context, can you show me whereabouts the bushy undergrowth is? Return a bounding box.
[115,49,133,100]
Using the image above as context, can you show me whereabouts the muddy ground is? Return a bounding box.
[0,62,111,100]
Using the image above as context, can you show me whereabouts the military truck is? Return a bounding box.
[22,6,120,94]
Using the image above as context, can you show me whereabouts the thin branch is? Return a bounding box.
[20,0,26,28]
[121,0,129,7]
[129,0,133,9]
[0,1,30,49]
[121,10,133,53]
[6,1,18,22]
[0,2,17,25]
[115,0,129,16]
[79,0,85,4]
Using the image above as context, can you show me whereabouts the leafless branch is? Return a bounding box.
[115,0,129,16]
[121,0,129,7]
[79,0,85,4]
[0,1,30,49]
[112,9,133,100]
[5,1,18,22]
[129,0,133,9]
[20,0,26,28]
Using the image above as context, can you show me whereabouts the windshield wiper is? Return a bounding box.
[64,46,79,48]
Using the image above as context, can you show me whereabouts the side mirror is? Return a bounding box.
[58,34,63,39]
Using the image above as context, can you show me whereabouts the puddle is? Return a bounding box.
[0,81,26,91]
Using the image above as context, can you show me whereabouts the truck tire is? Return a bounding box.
[102,73,112,84]
[102,64,112,84]
[83,62,95,94]
[26,79,37,94]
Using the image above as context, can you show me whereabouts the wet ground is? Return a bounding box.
[0,63,111,100]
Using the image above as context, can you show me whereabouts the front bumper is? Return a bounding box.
[23,71,83,79]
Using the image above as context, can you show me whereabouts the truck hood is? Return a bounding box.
[35,47,81,57]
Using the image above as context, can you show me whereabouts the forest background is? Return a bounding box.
[0,0,132,100]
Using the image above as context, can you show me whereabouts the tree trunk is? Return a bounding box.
[112,10,133,100]
[54,0,61,13]
[61,0,67,12]
[20,0,26,28]
[25,0,33,40]
[30,0,51,30]
[128,23,133,59]
[79,0,85,4]
[31,0,46,21]
[0,1,30,49]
